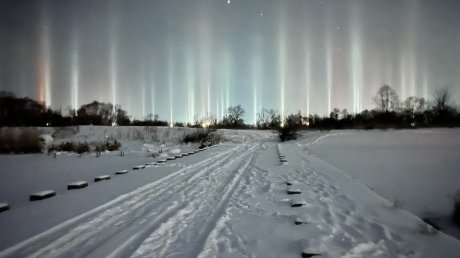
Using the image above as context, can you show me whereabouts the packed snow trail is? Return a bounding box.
[0,142,261,258]
[2,132,460,257]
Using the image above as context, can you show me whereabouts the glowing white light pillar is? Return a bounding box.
[305,47,311,116]
[38,6,51,107]
[108,6,118,108]
[168,49,174,126]
[326,30,332,115]
[350,4,363,113]
[186,52,195,124]
[151,81,155,117]
[142,74,146,119]
[278,13,286,124]
[70,32,79,111]
[252,36,262,125]
[221,49,231,118]
[422,61,429,101]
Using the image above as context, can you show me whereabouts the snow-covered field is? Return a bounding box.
[0,126,459,257]
[305,129,460,239]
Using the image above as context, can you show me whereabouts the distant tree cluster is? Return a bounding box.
[0,92,71,126]
[1,84,459,142]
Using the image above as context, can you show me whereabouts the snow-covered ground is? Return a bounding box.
[0,127,459,257]
[305,129,460,239]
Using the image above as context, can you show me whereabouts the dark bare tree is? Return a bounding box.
[432,88,451,113]
[223,104,245,128]
[373,85,399,112]
[257,108,281,129]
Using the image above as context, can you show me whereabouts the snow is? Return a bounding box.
[0,127,459,257]
[305,129,460,239]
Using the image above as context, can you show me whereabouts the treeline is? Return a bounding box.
[0,91,167,127]
[1,85,459,132]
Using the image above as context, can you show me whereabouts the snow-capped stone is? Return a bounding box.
[0,203,10,213]
[94,175,111,182]
[30,190,56,201]
[67,181,88,190]
[115,170,129,175]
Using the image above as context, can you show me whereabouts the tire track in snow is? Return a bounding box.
[131,144,260,258]
[0,144,252,258]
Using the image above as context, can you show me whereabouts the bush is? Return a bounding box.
[50,141,89,154]
[0,128,42,153]
[453,197,460,227]
[182,129,222,146]
[102,139,121,151]
[75,142,89,154]
[277,113,303,142]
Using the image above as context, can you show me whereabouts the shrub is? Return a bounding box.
[277,112,303,142]
[105,139,121,151]
[0,128,42,153]
[453,197,460,227]
[182,129,222,146]
[50,141,89,154]
[95,139,121,153]
[16,129,42,153]
[75,142,89,154]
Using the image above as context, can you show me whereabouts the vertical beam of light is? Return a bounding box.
[109,45,117,107]
[108,5,118,108]
[277,13,286,124]
[70,30,79,111]
[326,35,332,115]
[305,47,311,116]
[399,58,406,100]
[252,36,262,125]
[168,49,174,126]
[186,51,195,124]
[325,6,333,115]
[38,6,51,107]
[151,81,155,117]
[222,49,231,118]
[253,87,257,125]
[422,61,429,101]
[350,4,363,114]
[220,86,224,120]
[198,16,212,117]
[400,0,418,100]
[142,74,146,119]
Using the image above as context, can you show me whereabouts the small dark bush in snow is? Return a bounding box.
[0,128,42,153]
[182,129,222,146]
[49,141,89,154]
[453,197,460,227]
[95,139,121,152]
[277,112,303,142]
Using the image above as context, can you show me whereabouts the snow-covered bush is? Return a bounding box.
[95,139,121,152]
[0,128,42,153]
[182,129,222,147]
[49,141,89,154]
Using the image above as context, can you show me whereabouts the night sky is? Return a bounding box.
[1,0,459,123]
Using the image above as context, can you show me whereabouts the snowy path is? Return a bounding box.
[0,142,262,258]
[1,132,460,257]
